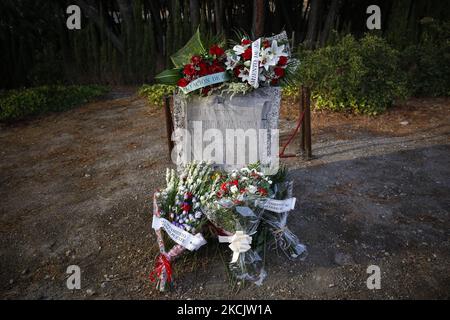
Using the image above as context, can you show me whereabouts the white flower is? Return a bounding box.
[194,211,202,219]
[238,68,251,83]
[259,40,288,71]
[248,185,257,194]
[230,185,239,194]
[232,44,249,55]
[271,40,288,59]
[225,53,241,70]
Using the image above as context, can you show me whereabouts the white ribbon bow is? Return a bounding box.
[218,231,252,263]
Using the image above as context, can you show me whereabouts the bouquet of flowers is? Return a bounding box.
[151,161,213,290]
[156,161,213,233]
[155,29,293,97]
[202,164,273,234]
[150,160,308,291]
[226,35,290,87]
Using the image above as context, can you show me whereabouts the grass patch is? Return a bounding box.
[0,85,109,122]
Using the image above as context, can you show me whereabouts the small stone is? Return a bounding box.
[334,252,354,266]
[86,289,95,296]
[400,121,409,126]
[9,279,14,285]
[329,284,335,288]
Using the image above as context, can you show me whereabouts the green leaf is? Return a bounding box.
[170,27,206,68]
[154,68,182,85]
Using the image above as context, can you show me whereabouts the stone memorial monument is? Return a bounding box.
[172,87,281,173]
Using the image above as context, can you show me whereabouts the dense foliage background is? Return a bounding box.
[2,0,449,89]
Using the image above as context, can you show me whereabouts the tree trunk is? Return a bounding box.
[75,0,124,54]
[252,0,265,38]
[190,0,200,32]
[320,0,341,46]
[214,0,224,34]
[305,0,323,49]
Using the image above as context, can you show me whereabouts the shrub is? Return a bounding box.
[0,85,109,122]
[296,34,408,115]
[138,84,176,107]
[282,84,301,100]
[400,19,450,97]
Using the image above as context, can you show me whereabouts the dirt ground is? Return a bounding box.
[1,89,449,299]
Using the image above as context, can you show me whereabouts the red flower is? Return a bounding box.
[242,47,252,60]
[181,202,191,212]
[278,56,288,66]
[241,39,252,46]
[233,67,242,77]
[231,179,239,186]
[239,188,246,193]
[263,40,270,48]
[209,44,225,57]
[198,62,209,76]
[183,64,196,77]
[216,191,222,198]
[220,182,228,191]
[270,78,278,85]
[177,78,189,87]
[209,60,225,73]
[274,67,285,78]
[191,55,202,65]
[258,187,268,196]
[201,87,210,95]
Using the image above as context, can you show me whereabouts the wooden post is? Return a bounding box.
[164,95,174,160]
[299,86,305,153]
[303,87,312,159]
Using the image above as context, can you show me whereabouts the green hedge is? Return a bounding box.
[296,34,408,115]
[138,84,176,107]
[400,19,450,97]
[0,85,109,122]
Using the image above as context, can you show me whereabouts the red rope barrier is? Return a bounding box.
[279,110,306,158]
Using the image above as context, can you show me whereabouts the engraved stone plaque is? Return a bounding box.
[173,87,281,173]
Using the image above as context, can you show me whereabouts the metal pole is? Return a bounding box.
[304,87,312,159]
[299,85,305,153]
